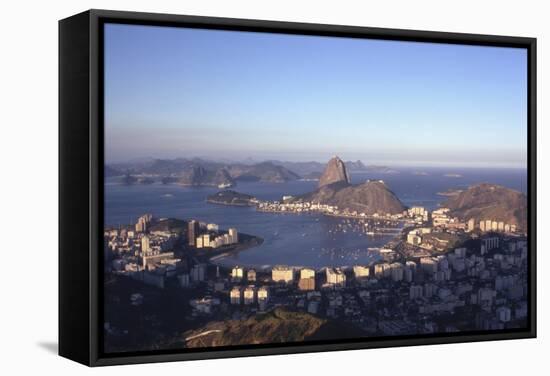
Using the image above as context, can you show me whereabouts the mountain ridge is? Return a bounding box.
[106,158,300,185]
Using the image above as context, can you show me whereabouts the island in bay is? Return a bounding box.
[206,190,258,207]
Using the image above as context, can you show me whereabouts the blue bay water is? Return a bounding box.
[105,167,526,268]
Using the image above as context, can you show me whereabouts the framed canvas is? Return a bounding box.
[59,9,536,366]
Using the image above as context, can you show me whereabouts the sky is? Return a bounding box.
[104,23,528,168]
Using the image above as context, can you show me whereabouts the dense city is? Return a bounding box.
[104,196,528,347]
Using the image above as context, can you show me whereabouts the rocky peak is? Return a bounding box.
[318,156,351,188]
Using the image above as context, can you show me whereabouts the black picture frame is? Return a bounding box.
[59,9,537,367]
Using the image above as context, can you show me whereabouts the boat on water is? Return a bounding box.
[217,182,234,189]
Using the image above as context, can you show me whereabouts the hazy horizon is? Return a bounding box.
[106,154,528,170]
[104,23,528,168]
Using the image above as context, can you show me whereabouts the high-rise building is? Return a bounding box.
[232,266,244,280]
[454,248,467,258]
[228,228,238,243]
[201,234,211,248]
[374,263,385,278]
[258,286,269,310]
[326,267,346,287]
[408,206,427,217]
[141,235,150,254]
[383,263,392,278]
[272,266,294,283]
[409,285,423,299]
[496,306,511,322]
[298,268,315,290]
[432,208,451,226]
[420,257,438,274]
[436,255,449,270]
[404,267,413,282]
[178,273,190,288]
[407,231,422,245]
[434,270,446,282]
[188,220,200,246]
[191,263,206,282]
[230,287,241,305]
[483,237,499,251]
[353,265,370,279]
[298,277,315,291]
[467,218,476,232]
[424,283,437,298]
[135,218,145,233]
[206,223,219,231]
[390,263,404,282]
[135,214,153,233]
[243,286,255,305]
[300,268,315,280]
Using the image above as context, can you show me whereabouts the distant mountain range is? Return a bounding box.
[105,158,300,186]
[444,183,528,231]
[105,157,396,186]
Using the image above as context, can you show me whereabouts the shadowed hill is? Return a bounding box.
[444,183,527,231]
[297,180,406,215]
[182,308,366,348]
[286,156,406,215]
